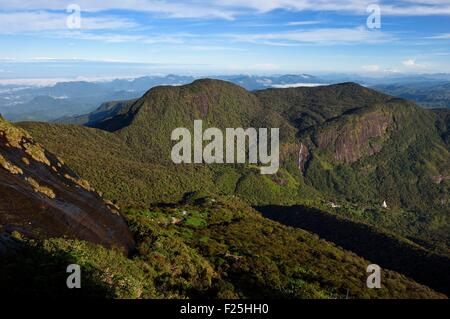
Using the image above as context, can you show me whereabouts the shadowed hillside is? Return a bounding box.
[2,196,446,299]
[256,205,450,296]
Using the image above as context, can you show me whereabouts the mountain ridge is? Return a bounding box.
[20,80,449,256]
[10,79,450,297]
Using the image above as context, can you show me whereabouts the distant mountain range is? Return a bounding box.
[0,74,326,122]
[0,73,449,123]
[374,82,450,108]
[0,83,145,122]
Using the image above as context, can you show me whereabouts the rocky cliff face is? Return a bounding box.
[314,108,392,163]
[0,118,135,254]
[280,142,311,172]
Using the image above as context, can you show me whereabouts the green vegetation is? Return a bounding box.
[375,82,450,109]
[255,82,390,132]
[0,197,445,298]
[256,204,450,295]
[298,101,450,253]
[12,80,449,298]
[20,81,449,255]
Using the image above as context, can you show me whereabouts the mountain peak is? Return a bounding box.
[186,78,247,90]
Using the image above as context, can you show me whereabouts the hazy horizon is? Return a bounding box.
[1,66,450,87]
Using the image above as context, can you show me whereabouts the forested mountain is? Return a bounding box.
[0,74,326,123]
[2,79,448,298]
[21,80,449,251]
[374,82,450,109]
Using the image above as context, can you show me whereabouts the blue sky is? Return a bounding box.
[0,0,449,82]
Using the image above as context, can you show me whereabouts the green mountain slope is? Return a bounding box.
[55,99,139,126]
[256,82,390,132]
[374,82,450,108]
[434,108,450,147]
[1,196,445,298]
[291,100,449,252]
[20,80,449,250]
[14,80,450,297]
[256,204,450,296]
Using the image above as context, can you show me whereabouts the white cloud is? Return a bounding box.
[0,75,139,86]
[216,0,450,16]
[0,11,137,33]
[215,0,362,14]
[0,1,237,20]
[361,65,410,76]
[54,31,191,44]
[229,27,393,45]
[249,63,280,71]
[401,0,450,5]
[188,45,246,51]
[29,57,62,61]
[361,65,404,74]
[362,64,381,72]
[382,4,450,15]
[225,63,280,72]
[287,20,323,26]
[272,83,326,88]
[0,0,449,20]
[402,58,425,68]
[384,68,401,74]
[426,33,450,39]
